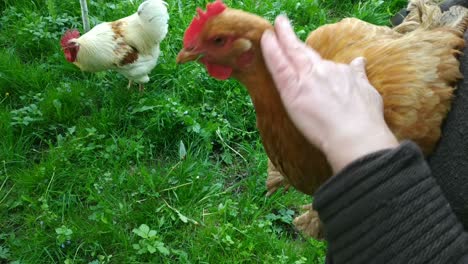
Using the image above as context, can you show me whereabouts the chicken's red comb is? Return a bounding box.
[183,0,227,48]
[60,29,80,48]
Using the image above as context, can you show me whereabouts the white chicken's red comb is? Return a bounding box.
[183,0,227,48]
[60,29,80,48]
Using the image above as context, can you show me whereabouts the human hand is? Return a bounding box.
[260,16,399,173]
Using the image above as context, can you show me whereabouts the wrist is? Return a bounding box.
[322,125,399,174]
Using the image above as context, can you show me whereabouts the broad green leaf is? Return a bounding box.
[67,126,76,135]
[139,224,150,234]
[132,228,146,238]
[157,245,170,256]
[147,245,156,254]
[148,230,157,238]
[132,244,141,250]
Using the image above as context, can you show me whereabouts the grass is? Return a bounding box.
[0,0,406,263]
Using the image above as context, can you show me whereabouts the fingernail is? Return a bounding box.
[277,14,289,23]
[356,57,367,66]
[276,17,284,27]
[356,57,364,61]
[276,15,290,27]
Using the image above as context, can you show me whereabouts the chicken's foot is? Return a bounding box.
[266,159,291,196]
[293,204,324,240]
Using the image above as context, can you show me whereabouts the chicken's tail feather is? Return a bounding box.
[135,0,169,44]
[394,0,468,35]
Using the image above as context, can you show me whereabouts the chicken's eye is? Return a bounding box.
[213,37,226,47]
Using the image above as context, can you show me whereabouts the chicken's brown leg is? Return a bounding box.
[266,159,291,196]
[139,83,144,92]
[127,80,133,89]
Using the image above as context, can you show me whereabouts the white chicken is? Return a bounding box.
[60,0,169,91]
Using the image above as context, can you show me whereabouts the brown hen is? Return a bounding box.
[177,0,468,238]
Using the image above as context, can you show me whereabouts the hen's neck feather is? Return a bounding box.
[232,22,330,194]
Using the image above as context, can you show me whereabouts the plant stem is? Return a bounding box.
[79,0,90,32]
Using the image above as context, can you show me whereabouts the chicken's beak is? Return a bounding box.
[176,49,202,64]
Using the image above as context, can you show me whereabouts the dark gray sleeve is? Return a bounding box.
[427,30,468,229]
[390,0,468,237]
[313,141,468,264]
[439,0,468,10]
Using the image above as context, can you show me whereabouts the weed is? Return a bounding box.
[132,224,170,256]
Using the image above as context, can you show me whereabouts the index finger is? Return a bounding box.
[274,16,322,71]
[261,29,299,94]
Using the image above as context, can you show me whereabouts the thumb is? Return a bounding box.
[350,57,368,80]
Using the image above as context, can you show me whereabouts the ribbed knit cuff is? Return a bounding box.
[314,141,468,264]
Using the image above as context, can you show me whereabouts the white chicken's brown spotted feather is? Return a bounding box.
[119,46,139,66]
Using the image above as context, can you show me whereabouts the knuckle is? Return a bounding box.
[276,63,294,80]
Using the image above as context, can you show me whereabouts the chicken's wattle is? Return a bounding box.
[202,60,232,80]
[64,46,79,62]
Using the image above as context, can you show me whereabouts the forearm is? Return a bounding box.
[314,141,468,264]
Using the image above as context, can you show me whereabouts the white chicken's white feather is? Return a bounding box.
[74,23,120,72]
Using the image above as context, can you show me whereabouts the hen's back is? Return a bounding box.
[306,0,468,154]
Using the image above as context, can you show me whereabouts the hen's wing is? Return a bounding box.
[306,18,400,60]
